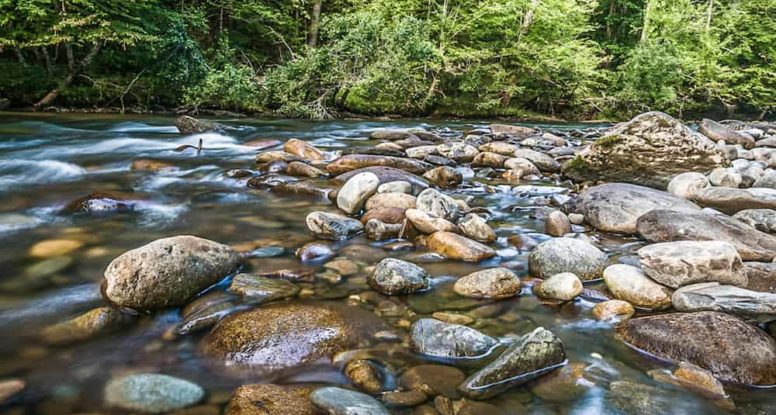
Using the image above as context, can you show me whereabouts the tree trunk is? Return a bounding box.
[35,41,103,109]
[606,0,616,40]
[65,43,75,72]
[41,47,52,75]
[15,49,27,67]
[706,0,714,30]
[641,0,653,43]
[307,0,322,48]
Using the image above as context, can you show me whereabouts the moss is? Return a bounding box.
[594,134,624,149]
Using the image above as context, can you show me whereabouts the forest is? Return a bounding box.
[0,0,773,120]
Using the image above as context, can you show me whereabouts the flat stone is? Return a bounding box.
[306,211,364,240]
[637,209,776,261]
[335,167,429,189]
[227,274,300,301]
[490,124,536,137]
[103,236,240,310]
[637,241,745,288]
[104,373,204,413]
[459,327,566,399]
[377,181,412,194]
[603,264,672,310]
[416,189,463,222]
[368,258,430,295]
[692,187,776,214]
[564,183,701,234]
[361,207,407,225]
[513,149,559,172]
[286,161,326,177]
[310,387,390,415]
[201,302,381,372]
[426,231,496,262]
[744,262,776,293]
[616,311,776,385]
[562,112,727,188]
[327,155,432,176]
[673,282,776,322]
[29,238,84,258]
[410,318,498,359]
[365,193,417,211]
[528,237,608,280]
[454,268,522,299]
[225,384,316,415]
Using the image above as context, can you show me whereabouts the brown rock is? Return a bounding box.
[545,211,571,237]
[365,193,418,211]
[423,166,462,188]
[426,232,496,262]
[225,384,316,415]
[361,207,407,225]
[284,138,324,160]
[327,155,432,176]
[40,306,131,345]
[345,360,385,395]
[286,161,326,177]
[453,268,521,299]
[399,365,466,399]
[131,159,175,172]
[592,300,635,321]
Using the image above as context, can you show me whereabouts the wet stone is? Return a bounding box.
[603,264,672,310]
[458,213,496,243]
[453,268,521,299]
[310,387,390,415]
[399,365,466,399]
[104,373,205,413]
[40,306,130,345]
[637,241,746,288]
[528,237,608,281]
[592,300,635,321]
[345,359,386,395]
[306,211,364,240]
[410,318,498,359]
[227,273,300,302]
[426,231,496,263]
[368,258,430,295]
[225,384,316,415]
[534,272,583,302]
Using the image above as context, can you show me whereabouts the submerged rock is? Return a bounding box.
[459,327,566,399]
[454,268,521,299]
[368,258,430,295]
[40,306,131,345]
[564,183,701,234]
[227,274,300,302]
[637,241,745,288]
[102,236,240,310]
[603,264,672,310]
[410,318,498,359]
[310,387,390,415]
[63,191,133,215]
[225,384,316,415]
[104,373,204,413]
[201,302,381,372]
[399,365,466,399]
[528,237,608,281]
[562,112,727,188]
[637,209,776,261]
[616,311,776,385]
[672,282,776,322]
[306,211,364,240]
[426,231,496,262]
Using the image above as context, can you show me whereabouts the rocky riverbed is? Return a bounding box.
[0,112,775,414]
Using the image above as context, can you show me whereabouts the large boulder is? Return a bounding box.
[637,241,746,288]
[102,236,240,310]
[528,237,608,280]
[616,311,776,386]
[562,112,727,188]
[637,210,776,261]
[564,183,701,234]
[458,328,566,399]
[201,302,381,372]
[692,187,776,214]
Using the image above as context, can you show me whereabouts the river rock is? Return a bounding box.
[667,172,709,199]
[699,118,755,148]
[327,155,431,176]
[361,207,406,225]
[426,231,496,262]
[337,172,380,214]
[378,181,412,194]
[104,373,204,413]
[454,268,521,299]
[458,213,496,243]
[310,387,390,415]
[734,209,776,234]
[102,236,240,310]
[504,157,541,175]
[708,167,743,188]
[131,159,176,172]
[436,143,479,163]
[562,112,727,188]
[175,116,220,134]
[592,300,635,321]
[29,238,83,258]
[40,306,130,345]
[416,189,462,222]
[63,191,133,214]
[534,272,583,301]
[472,152,508,168]
[545,211,571,236]
[490,124,536,137]
[638,241,745,288]
[286,161,326,177]
[565,183,701,234]
[227,274,300,301]
[345,360,385,395]
[672,282,776,322]
[637,209,776,261]
[0,379,24,404]
[616,311,776,385]
[406,145,439,159]
[744,262,776,293]
[284,138,324,160]
[459,327,566,399]
[368,258,430,295]
[528,237,607,280]
[202,302,381,371]
[480,142,519,156]
[603,264,672,310]
[423,166,462,188]
[693,187,776,214]
[513,149,560,172]
[306,211,364,240]
[399,365,466,399]
[406,209,459,234]
[335,167,429,189]
[365,193,417,211]
[410,318,498,359]
[225,384,316,415]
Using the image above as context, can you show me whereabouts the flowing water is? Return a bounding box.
[0,112,771,414]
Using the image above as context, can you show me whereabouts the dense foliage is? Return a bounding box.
[0,0,773,119]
